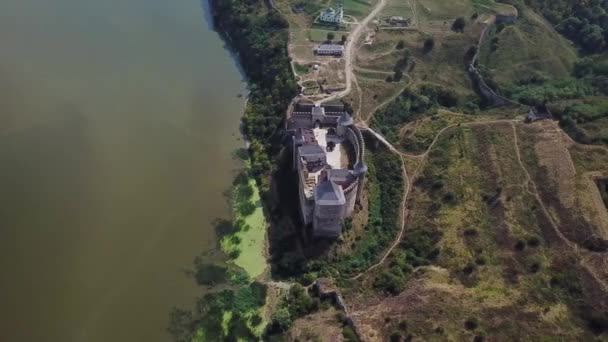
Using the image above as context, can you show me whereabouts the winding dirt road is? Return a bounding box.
[318,0,387,105]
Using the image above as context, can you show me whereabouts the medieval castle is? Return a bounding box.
[286,102,367,238]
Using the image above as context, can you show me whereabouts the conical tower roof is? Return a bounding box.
[338,111,353,126]
[354,160,368,176]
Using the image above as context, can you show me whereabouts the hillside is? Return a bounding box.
[170,0,608,341]
[477,9,577,89]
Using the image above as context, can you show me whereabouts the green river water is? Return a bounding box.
[0,0,246,340]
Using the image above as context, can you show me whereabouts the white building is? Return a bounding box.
[319,4,344,24]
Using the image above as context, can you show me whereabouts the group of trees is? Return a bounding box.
[265,285,321,337]
[525,0,608,53]
[372,85,460,142]
[332,150,404,276]
[389,49,411,82]
[168,282,268,341]
[326,32,348,44]
[211,0,298,195]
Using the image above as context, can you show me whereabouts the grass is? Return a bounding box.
[294,62,310,75]
[478,11,577,90]
[222,177,267,278]
[348,121,605,340]
[399,112,475,153]
[415,0,473,21]
[307,29,349,42]
[381,0,414,18]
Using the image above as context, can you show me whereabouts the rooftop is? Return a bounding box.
[315,179,346,206]
[317,44,345,52]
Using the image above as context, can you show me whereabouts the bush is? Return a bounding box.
[464,228,478,237]
[288,284,320,316]
[269,308,292,332]
[586,312,608,335]
[237,183,254,200]
[374,267,406,295]
[228,249,242,259]
[238,200,257,216]
[250,313,263,326]
[390,331,402,342]
[423,37,435,53]
[234,282,268,312]
[527,236,541,247]
[529,262,541,274]
[342,326,359,341]
[194,263,227,286]
[463,262,476,275]
[167,308,194,342]
[452,17,466,32]
[464,317,479,330]
[336,312,348,325]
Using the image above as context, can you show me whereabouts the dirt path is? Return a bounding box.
[349,119,519,280]
[350,124,410,280]
[318,0,387,105]
[510,122,608,293]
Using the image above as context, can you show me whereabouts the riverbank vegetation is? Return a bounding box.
[169,0,299,339]
[168,281,268,341]
[221,167,267,278]
[211,0,298,195]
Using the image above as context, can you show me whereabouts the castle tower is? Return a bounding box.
[337,4,344,19]
[353,160,368,204]
[337,112,353,137]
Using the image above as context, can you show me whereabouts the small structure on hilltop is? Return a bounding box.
[315,44,345,57]
[286,102,367,238]
[386,16,412,26]
[319,4,344,24]
[495,6,519,24]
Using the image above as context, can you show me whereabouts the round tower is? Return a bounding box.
[354,160,367,204]
[337,112,353,136]
[353,160,368,177]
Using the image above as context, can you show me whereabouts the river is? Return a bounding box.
[0,0,246,341]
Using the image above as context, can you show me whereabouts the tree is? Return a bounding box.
[270,308,292,332]
[167,308,194,342]
[396,39,405,49]
[394,70,404,82]
[452,17,466,32]
[194,263,227,285]
[341,34,348,44]
[327,32,335,42]
[581,24,606,52]
[423,37,435,53]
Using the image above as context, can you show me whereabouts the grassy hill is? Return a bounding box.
[478,9,577,89]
